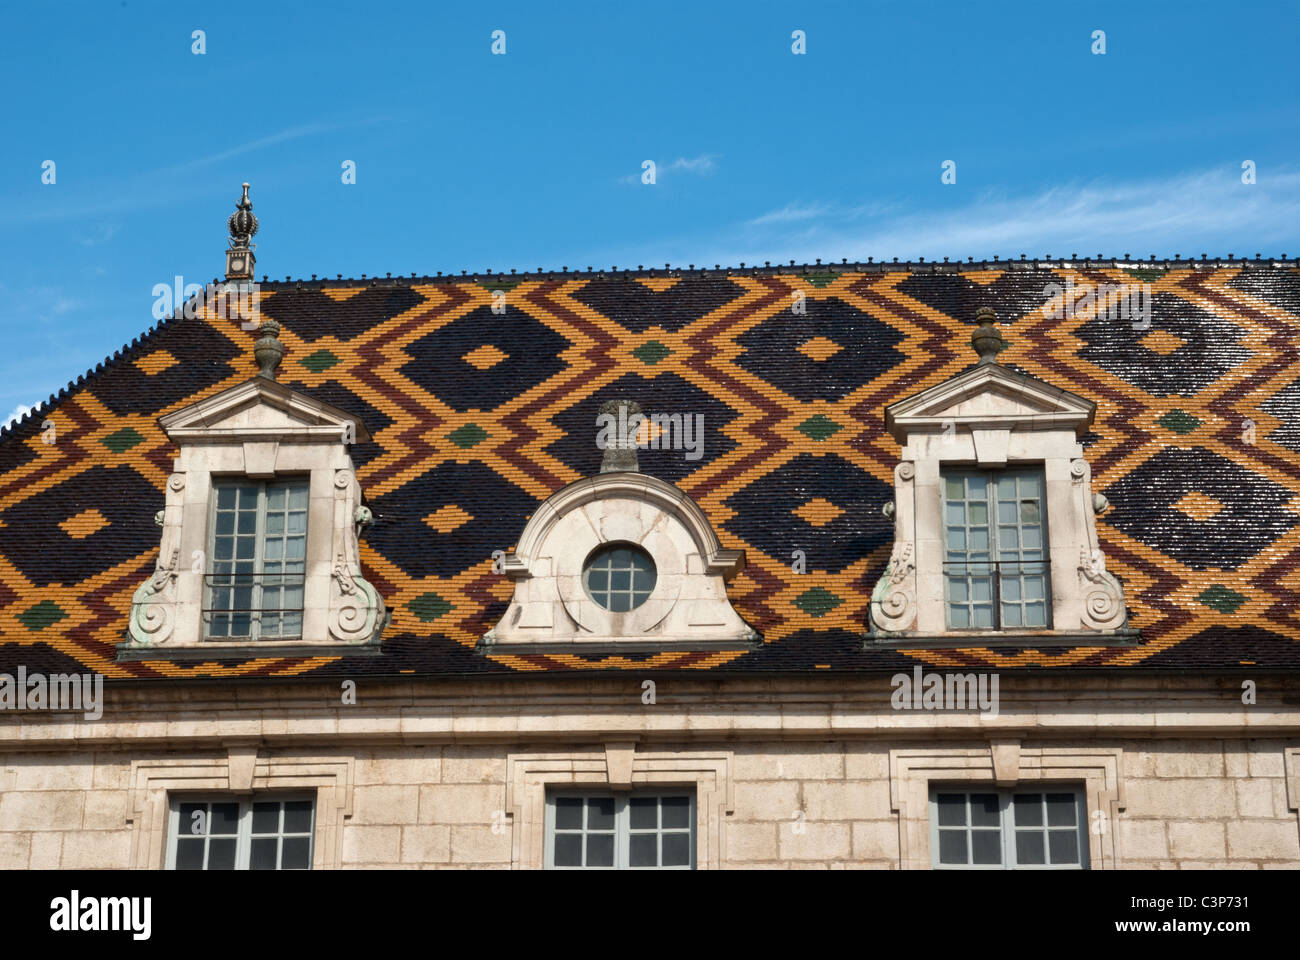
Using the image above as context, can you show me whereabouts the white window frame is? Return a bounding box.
[205,477,309,641]
[928,786,1088,870]
[165,793,316,870]
[544,790,696,870]
[941,465,1051,631]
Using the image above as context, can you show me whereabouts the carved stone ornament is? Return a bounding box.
[869,461,918,634]
[1071,459,1127,630]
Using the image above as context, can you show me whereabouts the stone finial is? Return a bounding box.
[225,183,258,281]
[971,306,1003,364]
[598,398,642,473]
[253,318,284,379]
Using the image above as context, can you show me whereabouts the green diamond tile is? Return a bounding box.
[800,272,838,288]
[1157,409,1200,435]
[1196,585,1246,614]
[793,587,843,617]
[1131,268,1168,282]
[796,415,842,441]
[477,278,522,292]
[448,424,488,449]
[302,349,340,373]
[410,593,453,622]
[632,340,671,365]
[17,600,67,631]
[100,428,144,453]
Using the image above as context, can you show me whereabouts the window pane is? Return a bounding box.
[945,477,964,499]
[938,830,967,864]
[971,830,1002,865]
[281,836,311,869]
[586,833,614,867]
[1016,831,1046,865]
[969,794,1000,827]
[252,802,280,834]
[1012,794,1043,827]
[216,486,236,510]
[586,798,615,831]
[1049,830,1079,865]
[661,797,690,829]
[554,834,582,867]
[936,794,966,827]
[250,837,278,870]
[948,604,970,628]
[207,838,237,870]
[629,833,657,867]
[179,802,206,836]
[661,833,690,867]
[283,800,313,834]
[629,797,657,830]
[175,838,205,870]
[555,797,582,830]
[210,802,239,835]
[1046,794,1077,826]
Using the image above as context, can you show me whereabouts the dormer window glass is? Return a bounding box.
[206,479,308,640]
[943,467,1049,630]
[583,544,657,613]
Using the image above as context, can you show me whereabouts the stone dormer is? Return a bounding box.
[869,308,1133,643]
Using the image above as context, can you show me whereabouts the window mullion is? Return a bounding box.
[1002,792,1015,869]
[616,795,628,871]
[251,484,267,641]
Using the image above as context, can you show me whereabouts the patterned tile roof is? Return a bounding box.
[2,260,1298,679]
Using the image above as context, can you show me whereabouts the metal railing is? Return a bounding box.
[943,559,1051,629]
[202,572,305,640]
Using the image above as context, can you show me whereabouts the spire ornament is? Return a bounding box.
[971,306,1003,364]
[225,182,258,282]
[253,318,284,379]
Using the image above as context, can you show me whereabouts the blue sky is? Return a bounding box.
[2,0,1298,421]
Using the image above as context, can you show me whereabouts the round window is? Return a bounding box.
[583,544,657,612]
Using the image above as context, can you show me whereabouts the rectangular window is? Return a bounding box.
[942,467,1049,629]
[546,792,695,869]
[930,788,1088,869]
[206,479,308,640]
[167,796,315,870]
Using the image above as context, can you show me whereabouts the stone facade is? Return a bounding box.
[1,676,1296,869]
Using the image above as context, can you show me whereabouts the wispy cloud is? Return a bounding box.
[3,404,36,430]
[157,123,337,175]
[619,153,720,184]
[705,167,1300,265]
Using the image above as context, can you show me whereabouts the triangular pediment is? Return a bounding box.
[886,363,1094,441]
[159,377,371,442]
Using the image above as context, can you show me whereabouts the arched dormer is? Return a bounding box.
[482,471,756,653]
